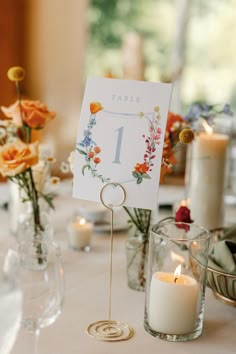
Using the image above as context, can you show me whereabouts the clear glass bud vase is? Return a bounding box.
[16,200,54,244]
[126,230,149,291]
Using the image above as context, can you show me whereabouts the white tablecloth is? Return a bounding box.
[0,183,235,354]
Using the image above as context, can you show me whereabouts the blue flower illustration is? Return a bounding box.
[80,135,92,147]
[83,129,91,137]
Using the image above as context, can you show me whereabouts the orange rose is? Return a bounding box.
[1,100,56,128]
[90,102,103,114]
[0,139,39,177]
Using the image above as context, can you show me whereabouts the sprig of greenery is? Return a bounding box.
[123,206,151,238]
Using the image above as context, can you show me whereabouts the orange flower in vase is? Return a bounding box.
[1,100,56,128]
[160,111,190,183]
[0,139,39,177]
[0,66,58,240]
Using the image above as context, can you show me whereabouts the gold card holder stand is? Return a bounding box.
[87,182,134,342]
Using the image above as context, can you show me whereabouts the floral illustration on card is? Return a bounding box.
[132,107,162,184]
[77,102,110,183]
[77,103,163,185]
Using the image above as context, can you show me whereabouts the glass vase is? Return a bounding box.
[18,238,50,271]
[0,252,23,354]
[8,157,51,236]
[126,230,149,291]
[16,199,53,244]
[144,221,210,342]
[8,181,28,235]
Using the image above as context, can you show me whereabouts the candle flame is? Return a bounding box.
[79,218,86,225]
[174,265,181,281]
[202,119,213,134]
[180,199,188,207]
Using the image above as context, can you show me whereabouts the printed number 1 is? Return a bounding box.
[113,126,124,164]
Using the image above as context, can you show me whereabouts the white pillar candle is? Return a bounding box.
[149,267,199,335]
[122,32,144,81]
[67,218,92,251]
[188,130,229,230]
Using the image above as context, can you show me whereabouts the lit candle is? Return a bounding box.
[67,217,92,251]
[188,122,229,229]
[122,32,144,81]
[149,265,199,335]
[180,199,188,207]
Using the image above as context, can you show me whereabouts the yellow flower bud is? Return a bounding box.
[138,112,144,118]
[7,66,25,82]
[179,128,195,144]
[154,106,159,112]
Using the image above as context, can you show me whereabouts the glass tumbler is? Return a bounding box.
[0,251,22,354]
[144,221,210,342]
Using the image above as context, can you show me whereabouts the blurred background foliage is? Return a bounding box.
[86,0,236,114]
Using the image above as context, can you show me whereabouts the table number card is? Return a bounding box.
[73,77,172,209]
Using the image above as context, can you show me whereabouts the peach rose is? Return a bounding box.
[0,139,39,177]
[1,100,56,128]
[90,102,103,114]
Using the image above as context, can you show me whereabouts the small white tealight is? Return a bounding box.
[67,217,92,252]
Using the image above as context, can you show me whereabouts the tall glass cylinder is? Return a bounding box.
[144,221,210,342]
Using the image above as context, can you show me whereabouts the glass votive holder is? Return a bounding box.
[144,221,210,342]
[67,216,93,252]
